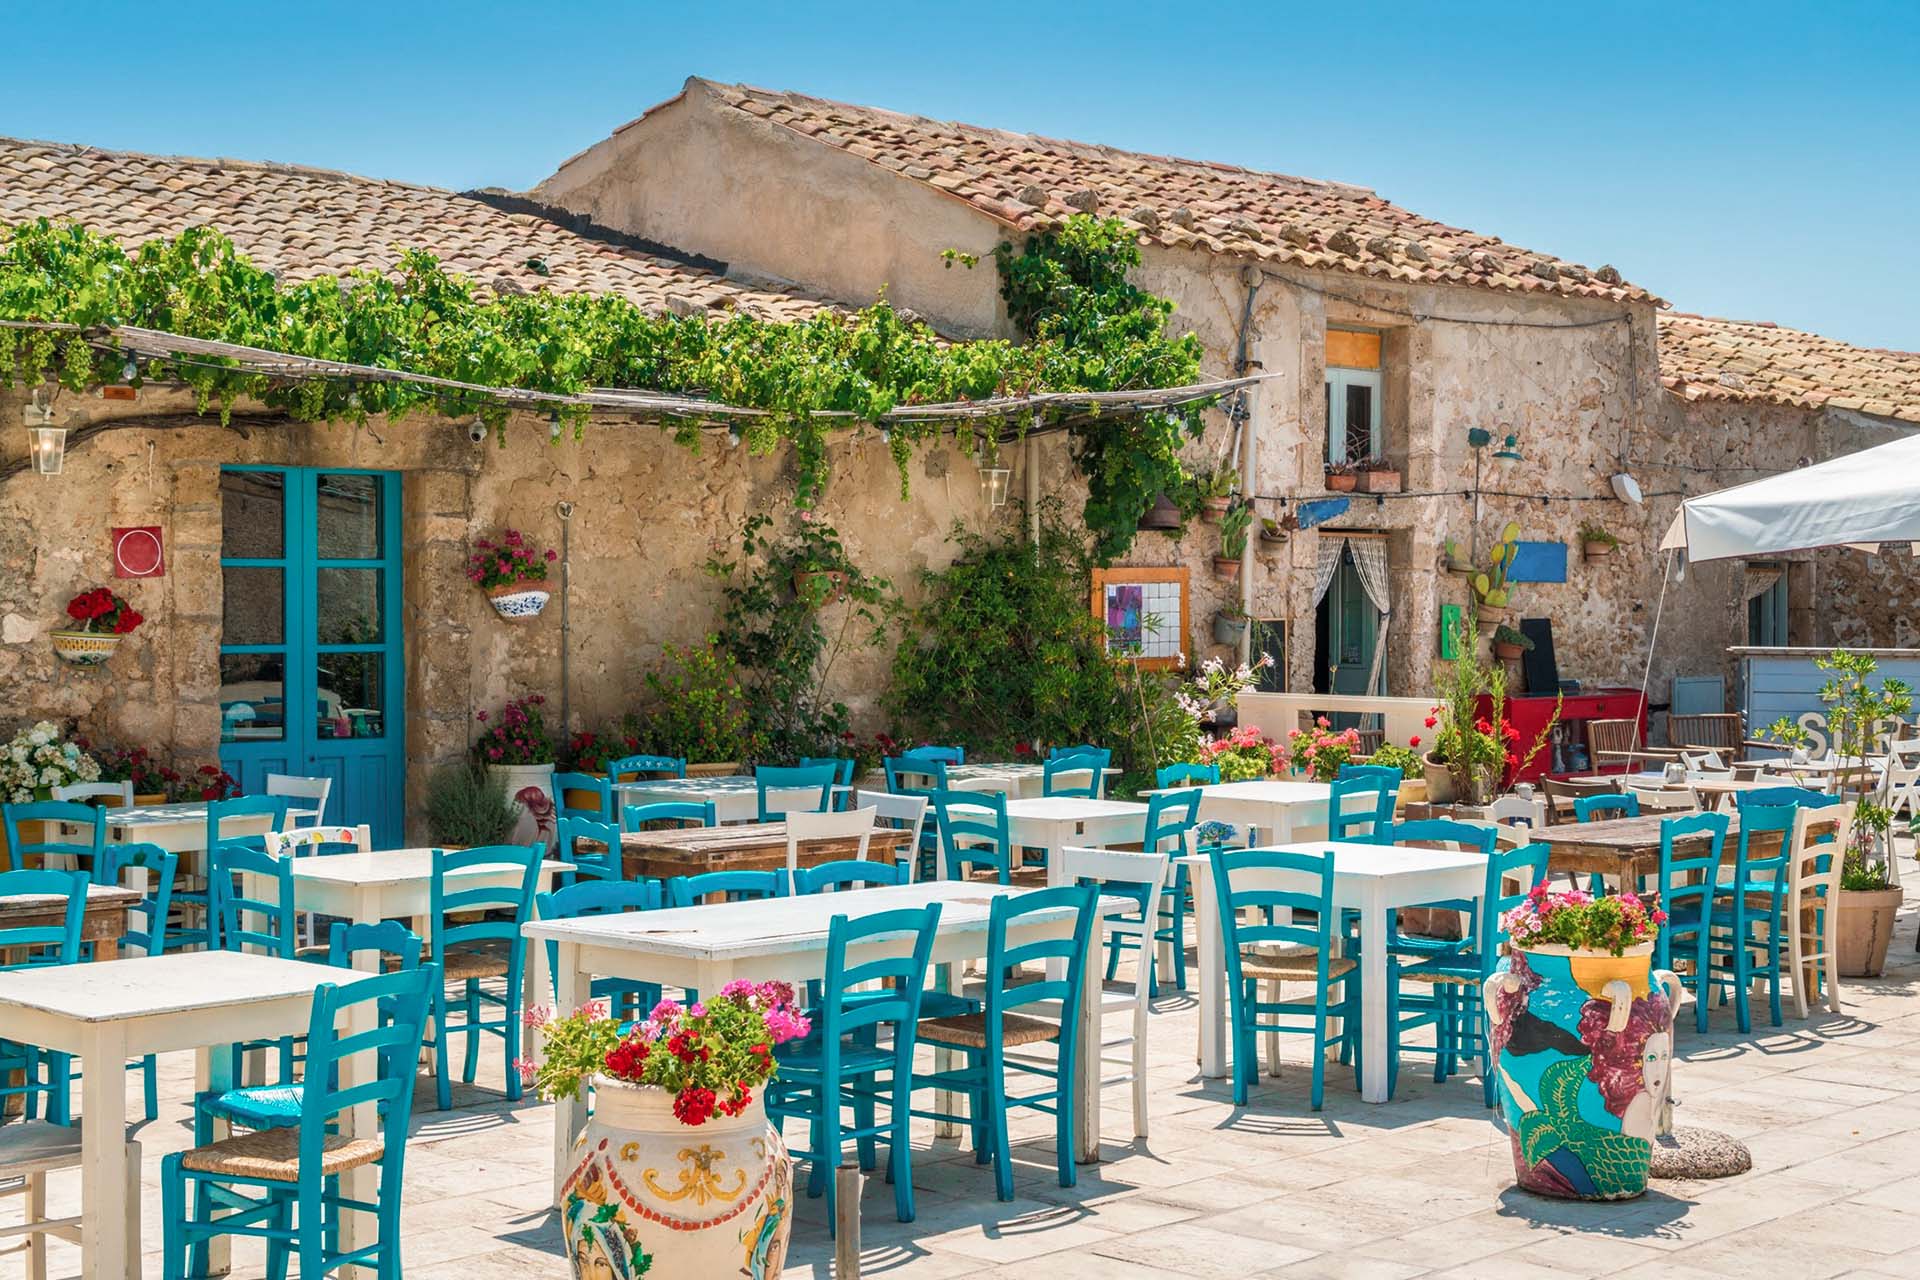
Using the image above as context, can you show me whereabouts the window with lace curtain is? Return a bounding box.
[1746,563,1788,646]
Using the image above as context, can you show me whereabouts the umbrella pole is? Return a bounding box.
[1635,550,1675,758]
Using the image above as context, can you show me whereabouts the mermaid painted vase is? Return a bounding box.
[1483,944,1682,1200]
[560,1077,792,1280]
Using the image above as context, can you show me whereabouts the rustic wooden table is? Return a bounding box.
[0,882,139,960]
[1531,812,1744,883]
[616,821,912,881]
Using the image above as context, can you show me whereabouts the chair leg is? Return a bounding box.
[433,990,453,1112]
[1308,1010,1327,1111]
[505,982,525,1104]
[265,1191,292,1280]
[989,1082,1015,1202]
[160,1155,184,1280]
[142,1054,159,1123]
[1261,980,1282,1077]
[890,1072,916,1223]
[462,981,482,1084]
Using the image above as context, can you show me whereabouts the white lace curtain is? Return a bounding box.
[1742,565,1782,602]
[1311,535,1345,606]
[1347,538,1392,695]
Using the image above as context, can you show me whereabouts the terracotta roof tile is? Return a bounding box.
[0,136,828,322]
[1657,313,1920,426]
[673,78,1656,307]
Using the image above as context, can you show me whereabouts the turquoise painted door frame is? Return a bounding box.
[218,467,406,847]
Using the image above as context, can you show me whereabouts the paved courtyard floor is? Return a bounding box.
[14,846,1920,1279]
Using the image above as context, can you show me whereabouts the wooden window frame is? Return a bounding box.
[1090,565,1191,671]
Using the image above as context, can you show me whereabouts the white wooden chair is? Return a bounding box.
[262,825,370,945]
[1784,804,1851,1019]
[50,780,132,807]
[1882,741,1920,836]
[0,1123,141,1280]
[855,789,928,879]
[1060,845,1164,1138]
[783,806,875,873]
[1626,783,1696,813]
[1680,749,1727,772]
[265,773,333,828]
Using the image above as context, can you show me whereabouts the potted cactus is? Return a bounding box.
[1473,522,1522,634]
[1442,537,1475,574]
[1196,466,1239,521]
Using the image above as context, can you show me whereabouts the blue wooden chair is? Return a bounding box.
[161,963,436,1280]
[1337,763,1406,787]
[1574,792,1639,822]
[1735,785,1830,811]
[1,800,107,877]
[665,869,788,907]
[901,745,965,766]
[769,902,942,1226]
[426,844,542,1110]
[551,772,613,822]
[212,844,302,1084]
[192,794,294,951]
[912,884,1099,1200]
[930,789,1014,884]
[192,923,421,1148]
[553,814,623,885]
[885,756,947,879]
[1210,847,1358,1109]
[1713,803,1799,1032]
[1043,750,1110,799]
[1329,772,1399,843]
[756,764,838,821]
[1104,789,1201,994]
[1046,744,1102,761]
[1156,762,1219,788]
[799,755,857,785]
[1392,841,1551,1106]
[1654,811,1730,1034]
[620,800,715,832]
[0,868,86,1124]
[792,860,911,894]
[606,753,687,781]
[105,842,177,1120]
[534,880,663,1021]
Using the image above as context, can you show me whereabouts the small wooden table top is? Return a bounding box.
[0,883,140,960]
[1532,813,1741,881]
[616,822,912,881]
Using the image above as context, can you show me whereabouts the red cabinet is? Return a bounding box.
[1478,688,1649,783]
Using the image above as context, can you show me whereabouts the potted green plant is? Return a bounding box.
[1213,501,1251,583]
[1259,512,1296,547]
[1485,887,1680,1201]
[424,762,518,849]
[1492,623,1535,662]
[469,530,556,620]
[1473,522,1522,634]
[1286,720,1363,782]
[1356,456,1403,493]
[1195,466,1239,521]
[643,639,757,775]
[1442,537,1475,574]
[1368,741,1428,807]
[1579,520,1620,563]
[1324,461,1358,493]
[52,586,145,665]
[1212,606,1252,646]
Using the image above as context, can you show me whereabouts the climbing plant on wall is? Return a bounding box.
[0,214,1207,558]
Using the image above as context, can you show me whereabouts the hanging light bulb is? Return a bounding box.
[22,391,63,476]
[548,409,563,442]
[121,357,139,383]
[727,425,743,447]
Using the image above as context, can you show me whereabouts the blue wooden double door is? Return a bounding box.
[218,467,406,847]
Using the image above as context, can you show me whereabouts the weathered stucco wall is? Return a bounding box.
[0,386,1019,835]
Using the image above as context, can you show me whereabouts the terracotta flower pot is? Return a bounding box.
[1583,541,1615,562]
[486,580,551,619]
[1211,556,1242,583]
[1494,641,1525,661]
[1422,754,1455,804]
[1484,947,1681,1201]
[1325,472,1357,493]
[1837,886,1903,977]
[1357,468,1402,494]
[560,1078,792,1280]
[50,630,123,666]
[1200,496,1232,522]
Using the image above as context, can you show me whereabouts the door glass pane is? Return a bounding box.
[219,653,286,742]
[316,474,382,560]
[318,654,384,739]
[316,568,383,644]
[1344,383,1374,461]
[222,567,284,644]
[221,471,285,559]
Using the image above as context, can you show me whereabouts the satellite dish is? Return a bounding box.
[1610,473,1643,504]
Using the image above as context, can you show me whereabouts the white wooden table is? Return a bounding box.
[611,776,851,825]
[1180,840,1485,1104]
[944,763,1122,800]
[1002,797,1149,881]
[259,846,568,1041]
[0,951,373,1280]
[524,880,1118,1205]
[1152,780,1331,844]
[98,802,274,855]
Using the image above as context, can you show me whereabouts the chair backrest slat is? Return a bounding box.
[212,844,297,957]
[1658,812,1728,918]
[1330,773,1400,843]
[819,904,942,1038]
[105,842,176,956]
[929,789,1011,884]
[1156,762,1219,789]
[665,869,787,907]
[430,845,543,955]
[983,884,1098,1027]
[0,867,88,963]
[607,754,687,783]
[1574,793,1639,823]
[1043,749,1110,799]
[552,772,614,823]
[621,800,715,833]
[755,764,837,822]
[2,801,107,876]
[784,806,876,872]
[555,815,623,882]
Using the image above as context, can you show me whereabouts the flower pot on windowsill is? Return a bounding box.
[1211,556,1242,584]
[486,581,551,620]
[1583,541,1616,563]
[50,630,124,666]
[1212,612,1251,646]
[1837,886,1902,977]
[1357,468,1403,494]
[1324,471,1358,493]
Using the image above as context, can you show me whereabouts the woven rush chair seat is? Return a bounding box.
[1398,965,1482,986]
[918,1010,1058,1050]
[436,942,511,982]
[1238,944,1356,982]
[179,1128,383,1182]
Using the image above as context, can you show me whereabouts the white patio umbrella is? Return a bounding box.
[1659,433,1920,562]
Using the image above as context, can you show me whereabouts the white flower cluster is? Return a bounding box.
[0,721,101,803]
[1177,653,1275,722]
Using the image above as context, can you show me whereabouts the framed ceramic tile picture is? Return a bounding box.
[1090,565,1189,671]
[1439,603,1463,658]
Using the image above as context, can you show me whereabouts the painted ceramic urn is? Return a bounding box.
[560,1078,792,1280]
[1483,944,1681,1200]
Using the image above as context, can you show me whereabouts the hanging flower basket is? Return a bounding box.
[471,530,556,621]
[487,582,551,619]
[52,586,145,665]
[50,630,124,666]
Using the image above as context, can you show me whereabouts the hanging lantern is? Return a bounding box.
[981,465,1012,508]
[1494,433,1523,468]
[23,394,64,475]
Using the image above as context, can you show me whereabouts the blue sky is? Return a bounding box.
[3,2,1913,350]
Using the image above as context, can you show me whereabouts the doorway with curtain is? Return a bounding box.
[1311,536,1390,727]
